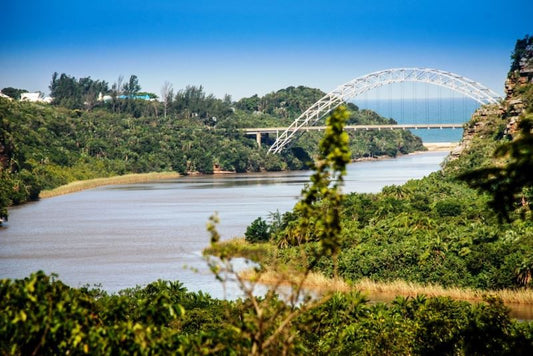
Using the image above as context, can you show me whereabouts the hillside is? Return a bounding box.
[0,85,424,222]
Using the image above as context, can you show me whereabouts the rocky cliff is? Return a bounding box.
[449,38,533,160]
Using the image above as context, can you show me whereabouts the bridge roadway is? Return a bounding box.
[244,123,464,147]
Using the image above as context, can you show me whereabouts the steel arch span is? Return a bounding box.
[268,67,501,154]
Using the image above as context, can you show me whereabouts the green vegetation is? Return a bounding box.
[245,217,271,243]
[243,167,533,290]
[510,35,533,72]
[3,103,533,354]
[246,102,533,292]
[240,36,533,294]
[0,77,423,222]
[460,115,533,221]
[2,271,532,355]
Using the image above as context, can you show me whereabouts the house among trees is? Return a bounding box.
[20,92,52,103]
[118,94,156,101]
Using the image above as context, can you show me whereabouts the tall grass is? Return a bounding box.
[39,172,181,198]
[208,237,533,305]
[240,269,533,305]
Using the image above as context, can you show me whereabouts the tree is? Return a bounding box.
[49,73,108,110]
[245,217,270,243]
[160,81,173,118]
[78,76,108,111]
[510,35,533,72]
[49,72,82,108]
[111,75,124,112]
[122,75,141,98]
[1,87,28,100]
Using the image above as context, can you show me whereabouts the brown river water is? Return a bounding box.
[0,151,531,319]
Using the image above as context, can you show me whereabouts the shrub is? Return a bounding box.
[245,217,270,243]
[434,199,463,217]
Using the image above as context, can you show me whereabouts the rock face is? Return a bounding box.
[449,105,502,159]
[450,45,532,160]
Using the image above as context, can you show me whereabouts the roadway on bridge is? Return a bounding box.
[244,123,463,135]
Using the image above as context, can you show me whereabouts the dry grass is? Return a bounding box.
[207,239,533,306]
[241,269,351,293]
[354,278,533,305]
[39,172,181,198]
[240,269,533,305]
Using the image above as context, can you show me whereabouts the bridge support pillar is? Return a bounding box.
[256,132,261,148]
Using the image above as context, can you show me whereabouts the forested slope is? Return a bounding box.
[0,84,423,221]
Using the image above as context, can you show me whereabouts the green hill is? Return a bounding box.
[0,84,424,222]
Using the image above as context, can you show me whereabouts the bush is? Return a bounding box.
[434,199,463,217]
[245,217,270,243]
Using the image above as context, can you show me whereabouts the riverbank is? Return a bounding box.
[207,238,533,308]
[423,141,458,151]
[39,172,182,199]
[239,268,533,320]
[39,148,445,200]
[240,269,533,304]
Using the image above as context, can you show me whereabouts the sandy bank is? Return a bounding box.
[39,172,181,199]
[423,142,458,151]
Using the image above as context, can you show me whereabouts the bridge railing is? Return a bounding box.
[245,123,464,148]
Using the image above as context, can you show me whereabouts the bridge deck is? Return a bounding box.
[244,123,463,135]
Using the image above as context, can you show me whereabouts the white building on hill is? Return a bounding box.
[20,92,52,103]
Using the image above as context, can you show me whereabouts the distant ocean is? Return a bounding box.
[353,98,480,142]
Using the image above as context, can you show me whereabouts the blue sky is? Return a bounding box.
[1,0,531,99]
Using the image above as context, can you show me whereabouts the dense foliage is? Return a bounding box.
[1,272,532,355]
[0,79,423,221]
[510,35,533,72]
[252,89,533,291]
[246,36,533,292]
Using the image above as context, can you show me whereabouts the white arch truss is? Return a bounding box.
[268,67,501,154]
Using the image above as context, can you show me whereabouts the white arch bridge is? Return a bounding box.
[255,68,501,154]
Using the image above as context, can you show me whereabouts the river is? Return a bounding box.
[1,151,447,297]
[2,150,533,319]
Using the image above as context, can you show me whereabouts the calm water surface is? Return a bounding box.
[1,151,447,297]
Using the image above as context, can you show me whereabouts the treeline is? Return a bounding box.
[0,97,297,221]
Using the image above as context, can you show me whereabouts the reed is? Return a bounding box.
[354,278,533,304]
[240,269,533,305]
[39,172,181,198]
[206,238,533,305]
[240,269,351,293]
